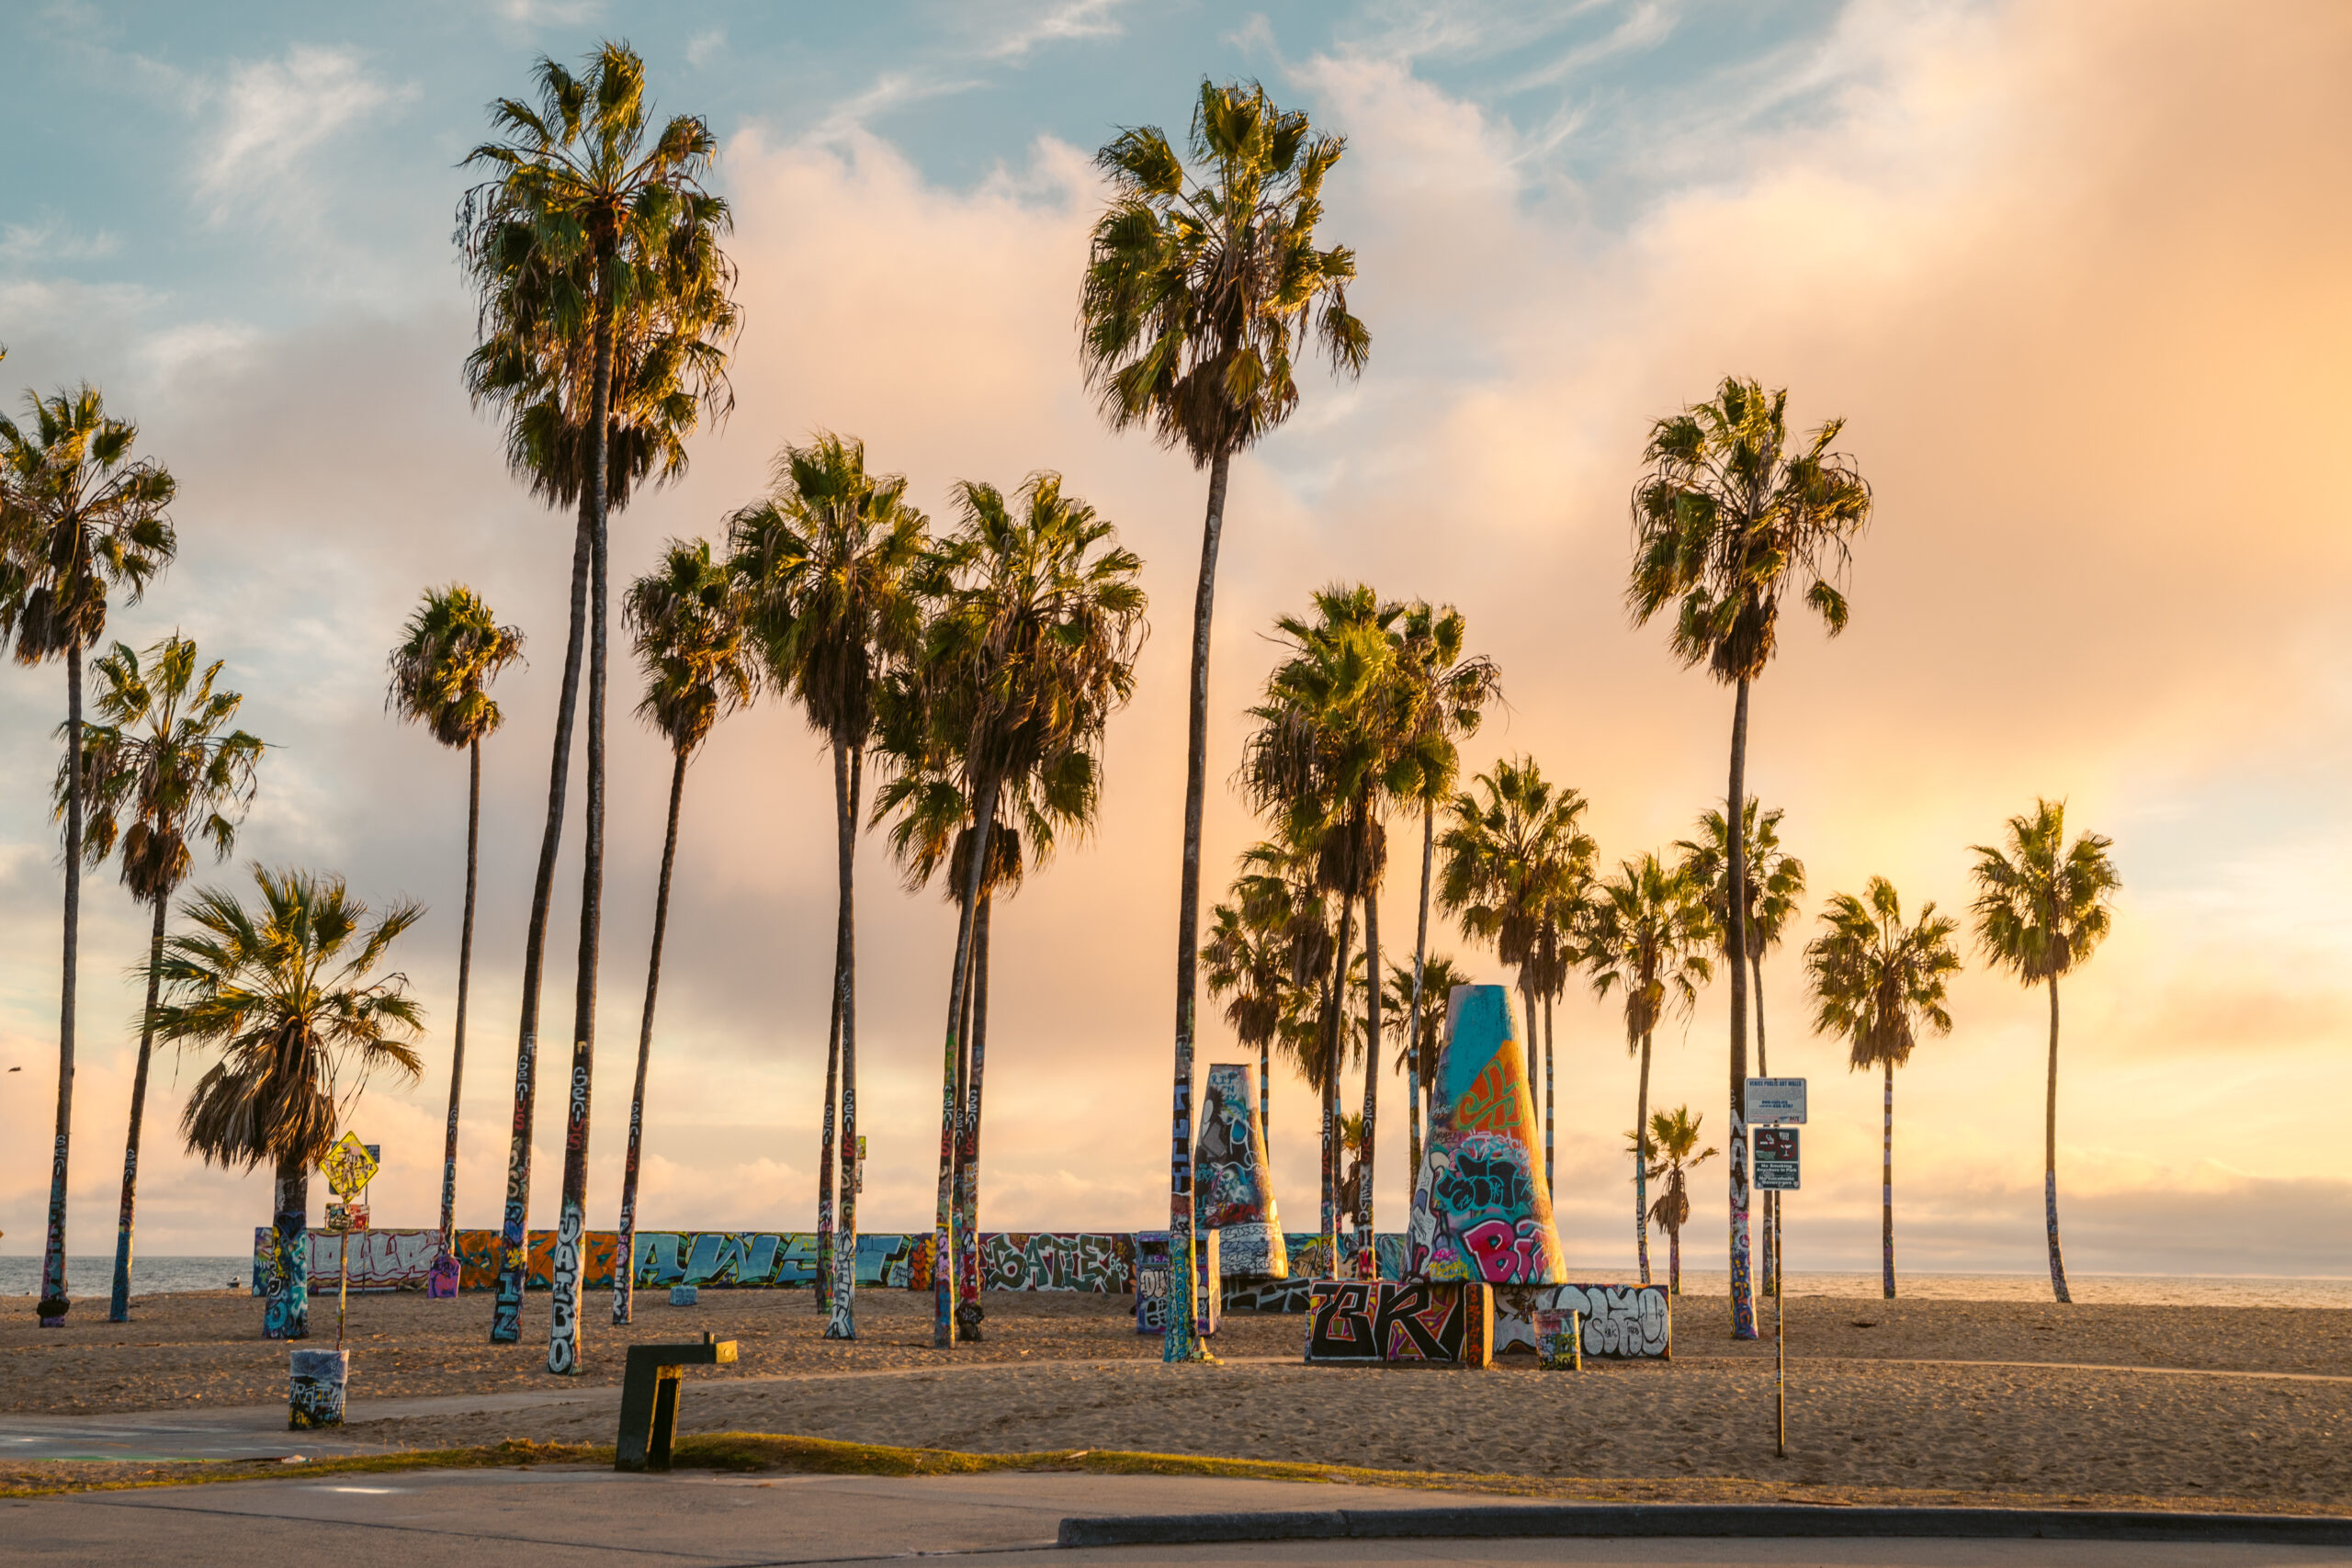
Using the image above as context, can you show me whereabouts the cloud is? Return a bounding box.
[0,219,121,265]
[196,44,417,223]
[980,0,1135,60]
[684,28,726,70]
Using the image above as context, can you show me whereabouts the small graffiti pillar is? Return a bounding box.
[1136,1228,1220,1336]
[288,1348,348,1428]
[1407,985,1566,1285]
[1193,1063,1287,1281]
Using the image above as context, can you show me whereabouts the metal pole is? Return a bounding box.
[1774,1181,1786,1459]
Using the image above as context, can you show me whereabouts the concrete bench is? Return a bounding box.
[615,1331,737,1472]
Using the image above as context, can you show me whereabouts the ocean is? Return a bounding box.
[0,1256,251,1297]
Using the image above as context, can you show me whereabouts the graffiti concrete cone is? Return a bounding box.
[1193,1063,1288,1280]
[1408,984,1567,1285]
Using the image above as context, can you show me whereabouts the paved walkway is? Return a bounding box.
[12,1470,2347,1568]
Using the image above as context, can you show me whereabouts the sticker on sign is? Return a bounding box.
[1754,1126,1800,1190]
[1745,1077,1806,1124]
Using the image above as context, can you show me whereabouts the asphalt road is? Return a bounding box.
[11,1471,2349,1567]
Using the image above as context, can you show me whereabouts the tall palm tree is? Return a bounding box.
[386,586,524,1280]
[1081,80,1367,1359]
[458,40,737,1360]
[890,473,1146,1347]
[1388,604,1498,1190]
[612,539,753,1325]
[1222,831,1336,1162]
[1239,584,1420,1271]
[1204,898,1288,1156]
[1806,877,1960,1299]
[0,384,176,1326]
[159,867,424,1339]
[1385,951,1464,1177]
[1636,1106,1716,1296]
[729,433,926,1338]
[1584,854,1715,1284]
[1628,377,1870,1338]
[69,636,263,1322]
[1968,799,2117,1304]
[1675,799,1805,1292]
[1437,755,1594,1179]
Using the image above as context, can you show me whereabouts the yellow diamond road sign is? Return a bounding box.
[322,1133,379,1198]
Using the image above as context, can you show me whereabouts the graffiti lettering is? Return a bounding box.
[1305,1279,1491,1367]
[546,1199,582,1374]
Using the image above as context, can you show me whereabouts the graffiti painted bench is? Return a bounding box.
[615,1332,737,1472]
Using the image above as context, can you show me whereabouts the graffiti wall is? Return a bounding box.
[1303,1279,1493,1367]
[1408,985,1566,1285]
[979,1233,1136,1292]
[1493,1281,1671,1359]
[1194,1063,1286,1280]
[1134,1229,1219,1335]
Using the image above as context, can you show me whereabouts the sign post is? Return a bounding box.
[1746,1081,1804,1460]
[321,1135,379,1351]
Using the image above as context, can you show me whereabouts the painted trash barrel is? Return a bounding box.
[288,1348,348,1428]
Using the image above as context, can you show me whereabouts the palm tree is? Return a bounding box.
[158,867,424,1339]
[1437,755,1594,1181]
[1636,1106,1716,1295]
[1805,877,1960,1299]
[1628,377,1870,1339]
[1204,898,1289,1156]
[1584,854,1715,1284]
[1968,800,2117,1304]
[68,636,263,1322]
[1675,799,1805,1293]
[1388,604,1498,1191]
[1239,584,1422,1272]
[1220,832,1337,1163]
[1080,80,1367,1360]
[458,40,737,1359]
[729,433,926,1338]
[890,473,1146,1347]
[1523,877,1588,1198]
[1385,951,1465,1179]
[612,539,753,1325]
[0,384,177,1325]
[386,586,524,1280]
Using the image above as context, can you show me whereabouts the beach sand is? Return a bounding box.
[6,1287,2347,1509]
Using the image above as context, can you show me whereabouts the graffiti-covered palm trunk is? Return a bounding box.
[827,747,863,1340]
[933,776,1000,1348]
[1634,1029,1654,1285]
[266,1153,311,1340]
[815,741,851,1313]
[1724,674,1757,1339]
[548,293,616,1378]
[1755,952,1773,1297]
[957,890,993,1310]
[40,644,85,1328]
[438,739,482,1269]
[492,491,593,1343]
[108,897,168,1322]
[1542,992,1556,1198]
[1668,1216,1681,1295]
[1322,893,1356,1275]
[1407,805,1433,1187]
[1163,449,1228,1365]
[614,750,687,1325]
[1882,1056,1896,1300]
[2044,976,2071,1304]
[1359,881,1380,1274]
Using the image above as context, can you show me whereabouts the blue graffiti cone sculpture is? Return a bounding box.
[1193,1063,1287,1280]
[1408,984,1566,1284]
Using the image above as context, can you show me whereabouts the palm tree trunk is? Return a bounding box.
[107,896,168,1322]
[1724,675,1757,1339]
[1162,447,1229,1365]
[2045,975,2071,1303]
[1542,989,1556,1200]
[437,738,482,1271]
[268,1151,311,1340]
[1323,892,1356,1276]
[1755,950,1773,1298]
[1259,1034,1272,1168]
[958,888,993,1309]
[935,776,1001,1347]
[547,290,616,1378]
[1359,876,1380,1275]
[1882,1055,1896,1300]
[816,741,849,1312]
[1634,1029,1654,1285]
[492,491,593,1345]
[40,642,85,1328]
[827,744,865,1339]
[1669,1220,1681,1296]
[1407,804,1433,1188]
[614,750,687,1326]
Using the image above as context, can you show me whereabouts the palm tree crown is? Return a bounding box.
[1437,756,1594,985]
[0,385,177,659]
[625,537,756,759]
[1968,799,2118,987]
[1807,878,1961,1070]
[388,586,525,751]
[1585,856,1716,1052]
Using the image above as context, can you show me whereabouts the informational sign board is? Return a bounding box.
[321,1133,379,1198]
[1745,1077,1807,1124]
[1753,1126,1800,1190]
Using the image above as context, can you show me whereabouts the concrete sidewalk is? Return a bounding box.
[12,1470,2349,1567]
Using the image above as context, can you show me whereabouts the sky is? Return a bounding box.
[1,0,2347,1284]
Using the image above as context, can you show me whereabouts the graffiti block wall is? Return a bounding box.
[1303,1279,1493,1367]
[1492,1281,1671,1359]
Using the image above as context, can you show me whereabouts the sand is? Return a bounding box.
[6,1286,2348,1509]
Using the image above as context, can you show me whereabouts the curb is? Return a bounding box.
[1056,1504,2352,1549]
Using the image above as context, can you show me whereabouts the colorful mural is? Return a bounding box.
[1534,1306,1581,1371]
[1303,1279,1493,1367]
[1493,1281,1671,1359]
[1134,1228,1219,1336]
[288,1348,347,1428]
[1408,985,1566,1285]
[1194,1063,1286,1280]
